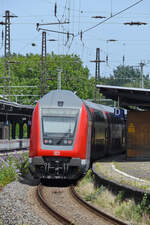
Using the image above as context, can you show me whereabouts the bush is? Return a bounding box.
[115,191,125,204]
[0,163,18,187]
[0,152,29,187]
[85,169,94,182]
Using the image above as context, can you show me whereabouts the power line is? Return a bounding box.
[74,0,144,36]
[64,0,144,53]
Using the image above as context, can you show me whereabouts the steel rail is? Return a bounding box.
[70,186,130,225]
[37,184,74,225]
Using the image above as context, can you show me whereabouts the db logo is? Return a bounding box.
[53,151,60,156]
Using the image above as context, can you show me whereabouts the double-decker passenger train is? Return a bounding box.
[29,90,126,180]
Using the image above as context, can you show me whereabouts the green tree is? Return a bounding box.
[0,53,91,104]
[100,65,142,88]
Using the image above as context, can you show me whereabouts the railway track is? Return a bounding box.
[37,183,130,225]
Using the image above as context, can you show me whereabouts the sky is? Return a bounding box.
[0,0,150,79]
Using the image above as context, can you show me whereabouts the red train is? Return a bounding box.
[29,90,126,180]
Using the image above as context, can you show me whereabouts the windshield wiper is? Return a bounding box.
[56,130,72,144]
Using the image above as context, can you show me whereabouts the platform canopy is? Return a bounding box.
[0,100,33,121]
[96,84,150,110]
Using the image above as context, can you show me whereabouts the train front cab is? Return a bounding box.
[29,102,92,179]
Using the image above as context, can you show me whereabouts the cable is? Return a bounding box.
[75,0,144,36]
[61,0,68,20]
[65,0,144,52]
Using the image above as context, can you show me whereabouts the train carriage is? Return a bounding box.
[29,90,126,180]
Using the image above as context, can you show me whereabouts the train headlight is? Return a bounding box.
[44,138,53,145]
[63,139,73,145]
[64,140,68,144]
[67,139,73,145]
[81,159,86,165]
[29,158,32,163]
[44,139,49,144]
[49,139,53,144]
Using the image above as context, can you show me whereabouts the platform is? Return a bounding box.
[93,155,150,193]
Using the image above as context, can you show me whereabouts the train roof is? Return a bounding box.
[84,100,114,113]
[37,89,126,115]
[39,90,83,108]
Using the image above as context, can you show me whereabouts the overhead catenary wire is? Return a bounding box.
[61,0,68,21]
[74,0,144,36]
[65,0,144,55]
[0,0,147,79]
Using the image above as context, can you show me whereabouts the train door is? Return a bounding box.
[104,112,111,155]
[92,110,108,160]
[110,116,124,154]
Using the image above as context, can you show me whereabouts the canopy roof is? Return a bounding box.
[96,85,150,110]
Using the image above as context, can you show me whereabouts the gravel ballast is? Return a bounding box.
[0,181,51,225]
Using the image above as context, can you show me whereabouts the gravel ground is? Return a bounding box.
[41,186,110,225]
[0,181,53,225]
[1,154,149,225]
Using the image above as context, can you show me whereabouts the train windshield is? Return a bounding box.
[43,116,76,137]
[42,108,79,145]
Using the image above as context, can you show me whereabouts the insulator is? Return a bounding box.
[36,23,39,31]
[67,32,69,41]
[2,30,4,42]
[80,30,83,41]
[54,3,57,17]
[106,55,108,64]
[123,55,125,65]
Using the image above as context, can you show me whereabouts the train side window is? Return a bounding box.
[109,114,113,123]
[94,110,105,122]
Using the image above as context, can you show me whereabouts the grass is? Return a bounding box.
[0,152,29,187]
[76,170,150,225]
